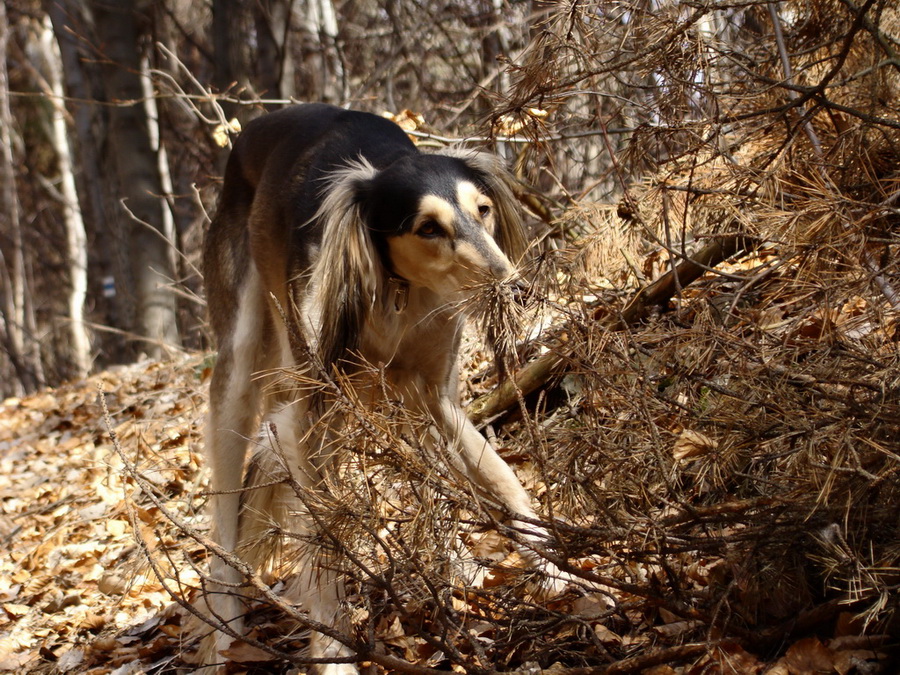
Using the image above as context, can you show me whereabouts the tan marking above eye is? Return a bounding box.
[456,181,494,231]
[415,195,456,238]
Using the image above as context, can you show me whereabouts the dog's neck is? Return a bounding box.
[361,276,463,377]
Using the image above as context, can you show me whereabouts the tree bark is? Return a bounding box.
[38,15,92,378]
[296,0,343,101]
[255,0,295,101]
[0,2,39,394]
[91,0,180,359]
[46,0,127,363]
[212,0,255,120]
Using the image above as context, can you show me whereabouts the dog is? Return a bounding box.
[200,103,570,672]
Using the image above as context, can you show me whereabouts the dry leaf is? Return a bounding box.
[3,603,31,618]
[220,641,277,663]
[712,641,763,674]
[783,637,835,673]
[56,647,84,672]
[382,109,426,137]
[494,108,549,135]
[212,118,241,147]
[593,623,622,645]
[672,429,717,460]
[466,530,507,560]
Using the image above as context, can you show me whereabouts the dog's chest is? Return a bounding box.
[360,304,462,385]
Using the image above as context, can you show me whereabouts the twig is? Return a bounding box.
[468,235,751,425]
[766,1,900,311]
[501,643,708,675]
[98,386,362,666]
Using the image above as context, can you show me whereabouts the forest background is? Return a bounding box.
[0,0,899,673]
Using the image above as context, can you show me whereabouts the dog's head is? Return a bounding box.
[312,150,527,368]
[359,152,525,299]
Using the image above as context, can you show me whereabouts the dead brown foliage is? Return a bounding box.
[1,0,900,673]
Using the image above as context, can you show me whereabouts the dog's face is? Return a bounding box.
[362,155,516,299]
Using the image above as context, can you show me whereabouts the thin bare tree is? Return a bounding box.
[34,15,92,377]
[91,0,180,358]
[0,1,43,393]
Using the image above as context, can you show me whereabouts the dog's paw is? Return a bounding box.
[535,561,616,609]
[315,663,359,675]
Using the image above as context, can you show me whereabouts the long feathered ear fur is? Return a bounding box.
[443,149,528,265]
[310,158,379,372]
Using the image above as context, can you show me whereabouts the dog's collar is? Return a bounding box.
[387,276,409,313]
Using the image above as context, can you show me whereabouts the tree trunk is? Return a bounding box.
[296,0,343,101]
[0,2,39,394]
[140,52,178,297]
[91,0,180,359]
[255,0,295,100]
[212,0,254,120]
[37,15,92,378]
[46,0,134,365]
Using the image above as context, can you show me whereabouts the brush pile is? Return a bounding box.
[218,0,900,670]
[1,0,899,672]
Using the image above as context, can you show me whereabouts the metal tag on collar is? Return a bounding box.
[389,277,409,313]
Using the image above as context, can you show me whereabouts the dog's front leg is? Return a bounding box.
[436,397,573,595]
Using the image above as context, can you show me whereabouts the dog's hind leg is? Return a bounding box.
[201,267,273,665]
[242,404,358,675]
[288,554,357,675]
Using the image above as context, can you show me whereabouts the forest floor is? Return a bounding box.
[0,356,211,674]
[1,248,898,674]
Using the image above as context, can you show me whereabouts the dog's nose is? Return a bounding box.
[485,242,516,279]
[510,277,533,304]
[490,259,514,278]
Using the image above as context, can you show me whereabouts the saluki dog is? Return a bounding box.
[201,103,568,672]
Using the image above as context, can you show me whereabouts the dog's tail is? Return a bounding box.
[238,409,318,576]
[238,408,354,644]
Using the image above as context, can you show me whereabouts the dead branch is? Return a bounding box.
[469,234,750,425]
[533,643,708,675]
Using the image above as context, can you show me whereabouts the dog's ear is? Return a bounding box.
[310,159,379,372]
[449,150,528,265]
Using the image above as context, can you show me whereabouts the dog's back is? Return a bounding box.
[202,105,418,340]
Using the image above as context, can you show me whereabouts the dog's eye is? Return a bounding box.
[416,220,445,238]
[478,204,491,219]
